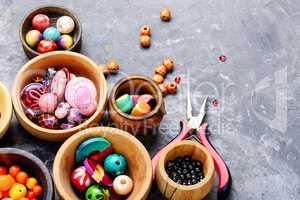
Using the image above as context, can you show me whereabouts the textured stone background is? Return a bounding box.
[0,0,300,199]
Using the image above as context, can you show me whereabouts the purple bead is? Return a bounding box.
[67,108,82,124]
[60,123,74,129]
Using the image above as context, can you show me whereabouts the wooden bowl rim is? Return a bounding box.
[110,75,163,121]
[11,51,107,135]
[0,82,13,139]
[19,5,82,56]
[158,140,215,191]
[0,147,54,199]
[53,126,152,200]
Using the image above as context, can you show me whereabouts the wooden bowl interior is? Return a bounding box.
[21,6,81,53]
[0,83,12,138]
[53,127,152,200]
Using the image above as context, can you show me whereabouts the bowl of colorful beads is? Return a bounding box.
[0,82,12,139]
[53,126,152,200]
[20,5,82,59]
[0,148,54,200]
[11,51,107,142]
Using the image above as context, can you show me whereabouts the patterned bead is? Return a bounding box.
[38,114,58,129]
[70,166,92,191]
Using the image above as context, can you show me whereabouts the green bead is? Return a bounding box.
[116,94,134,113]
[85,185,110,200]
[104,153,127,176]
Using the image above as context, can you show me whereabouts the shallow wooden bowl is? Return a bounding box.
[53,126,152,200]
[20,5,82,59]
[11,51,107,142]
[0,148,54,200]
[156,140,215,200]
[0,82,13,139]
[108,75,165,135]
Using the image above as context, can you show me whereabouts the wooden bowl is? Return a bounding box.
[108,75,165,135]
[0,148,54,200]
[0,82,13,139]
[53,126,152,200]
[20,5,82,59]
[156,140,215,200]
[11,51,107,142]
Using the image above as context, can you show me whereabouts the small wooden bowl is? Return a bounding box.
[20,5,82,59]
[11,51,107,142]
[156,140,215,200]
[0,148,54,200]
[53,127,152,200]
[0,82,13,139]
[108,75,165,135]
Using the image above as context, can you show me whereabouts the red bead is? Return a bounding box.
[70,166,92,191]
[174,76,181,84]
[26,190,36,199]
[0,167,6,175]
[37,39,57,53]
[219,55,226,62]
[21,83,48,110]
[32,14,51,32]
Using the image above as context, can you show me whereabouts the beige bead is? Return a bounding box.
[140,25,151,36]
[162,58,174,71]
[155,65,167,77]
[140,35,151,48]
[153,74,164,84]
[113,175,133,196]
[160,8,172,21]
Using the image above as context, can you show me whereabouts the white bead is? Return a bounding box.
[113,175,133,195]
[56,16,75,34]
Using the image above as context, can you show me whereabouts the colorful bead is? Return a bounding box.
[25,30,42,48]
[38,93,58,113]
[0,167,6,175]
[24,108,42,121]
[131,100,151,116]
[130,95,140,106]
[0,175,14,191]
[78,100,97,116]
[67,108,82,124]
[174,76,181,84]
[38,114,58,129]
[9,183,27,199]
[9,166,20,178]
[116,94,134,113]
[104,154,127,176]
[56,16,75,34]
[37,39,57,53]
[43,27,61,41]
[160,8,172,21]
[84,159,112,187]
[54,102,70,119]
[57,34,73,49]
[50,68,69,101]
[70,166,92,191]
[32,14,50,31]
[32,185,42,196]
[85,185,110,200]
[21,83,48,110]
[113,175,133,196]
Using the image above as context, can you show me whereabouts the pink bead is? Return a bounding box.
[78,100,97,116]
[50,68,69,101]
[54,102,70,119]
[131,95,140,106]
[38,93,58,113]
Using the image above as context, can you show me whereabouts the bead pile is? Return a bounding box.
[0,165,43,200]
[25,14,75,53]
[116,94,156,117]
[165,156,205,186]
[20,67,98,130]
[70,137,134,199]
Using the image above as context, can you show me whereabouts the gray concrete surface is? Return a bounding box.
[0,0,300,199]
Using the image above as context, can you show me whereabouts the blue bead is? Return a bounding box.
[43,27,61,41]
[104,154,127,176]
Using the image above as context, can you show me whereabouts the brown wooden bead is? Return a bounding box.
[167,82,177,94]
[140,35,151,48]
[155,65,167,77]
[160,8,172,21]
[162,58,174,71]
[140,25,151,36]
[158,83,168,95]
[106,59,120,73]
[153,74,164,84]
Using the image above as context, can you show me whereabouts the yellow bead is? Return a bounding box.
[9,183,27,199]
[26,177,38,189]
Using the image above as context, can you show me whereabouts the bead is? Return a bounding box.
[46,67,57,79]
[16,171,28,184]
[174,76,181,84]
[130,95,140,106]
[9,183,27,199]
[0,175,15,191]
[155,65,167,76]
[113,175,133,196]
[60,123,74,130]
[67,108,82,124]
[32,75,44,83]
[160,8,172,21]
[140,35,151,48]
[38,93,58,113]
[9,166,20,178]
[78,100,97,116]
[25,30,42,48]
[219,55,226,62]
[26,178,38,190]
[162,58,174,71]
[84,159,112,187]
[55,102,70,119]
[56,16,75,34]
[131,100,151,116]
[140,25,151,36]
[32,14,50,31]
[85,185,110,200]
[32,185,42,196]
[65,77,97,108]
[106,59,120,73]
[116,94,134,113]
[158,83,168,95]
[21,83,48,110]
[167,82,177,94]
[50,68,69,101]
[37,39,57,53]
[26,190,35,199]
[38,114,58,129]
[0,167,6,175]
[43,27,61,41]
[104,154,127,176]
[70,166,92,191]
[25,108,42,121]
[76,137,112,163]
[57,34,73,49]
[153,74,164,84]
[138,94,155,104]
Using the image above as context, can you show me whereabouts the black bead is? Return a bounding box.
[182,169,188,174]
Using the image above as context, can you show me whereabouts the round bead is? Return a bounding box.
[55,102,70,119]
[70,166,92,191]
[116,94,134,113]
[32,185,42,196]
[104,154,127,176]
[113,175,133,196]
[131,100,151,116]
[140,35,151,48]
[38,93,58,113]
[9,183,27,199]
[78,100,97,116]
[162,58,174,71]
[158,83,168,95]
[38,114,58,129]
[160,8,172,21]
[21,83,48,110]
[155,65,167,76]
[37,39,57,53]
[106,60,120,73]
[85,185,110,200]
[167,82,177,94]
[25,30,42,48]
[67,108,82,124]
[32,14,50,31]
[57,34,73,49]
[0,175,15,191]
[140,25,151,36]
[16,171,28,184]
[9,166,21,178]
[56,16,75,34]
[43,27,61,41]
[153,74,164,84]
[26,178,38,190]
[0,167,6,175]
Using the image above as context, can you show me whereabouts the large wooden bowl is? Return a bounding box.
[0,148,54,200]
[108,75,165,135]
[53,127,152,200]
[0,82,12,139]
[11,51,107,142]
[156,140,215,200]
[20,5,82,59]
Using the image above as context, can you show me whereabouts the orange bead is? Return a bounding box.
[131,100,151,116]
[158,83,168,95]
[162,58,174,71]
[153,74,164,84]
[32,185,42,196]
[9,165,21,178]
[166,82,177,94]
[140,35,151,48]
[154,65,167,77]
[106,59,120,74]
[16,172,28,184]
[26,177,38,189]
[140,25,151,36]
[160,8,172,21]
[0,175,15,191]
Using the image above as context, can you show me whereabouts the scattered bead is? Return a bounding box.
[56,16,75,34]
[37,39,57,53]
[140,25,151,36]
[85,185,110,200]
[131,100,151,116]
[162,58,174,71]
[153,74,164,84]
[32,14,51,32]
[155,65,167,77]
[25,30,42,48]
[43,27,61,41]
[212,99,219,107]
[106,59,120,74]
[219,55,226,62]
[174,76,181,84]
[57,34,73,49]
[158,83,168,95]
[160,8,172,21]
[116,94,134,113]
[70,166,92,191]
[166,82,177,94]
[113,175,133,196]
[104,154,127,176]
[140,35,151,48]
